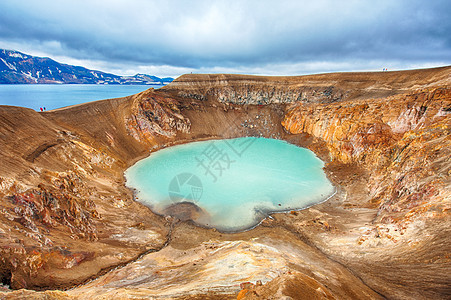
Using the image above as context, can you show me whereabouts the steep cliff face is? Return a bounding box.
[280,86,450,299]
[282,88,450,224]
[126,90,191,143]
[162,67,451,104]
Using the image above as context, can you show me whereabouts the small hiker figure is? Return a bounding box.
[39,107,43,112]
[43,107,46,111]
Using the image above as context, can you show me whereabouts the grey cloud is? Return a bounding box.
[0,0,449,76]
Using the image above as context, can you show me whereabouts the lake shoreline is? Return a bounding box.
[125,137,336,232]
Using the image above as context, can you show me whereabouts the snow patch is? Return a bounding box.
[22,71,38,83]
[0,58,17,71]
[8,52,24,59]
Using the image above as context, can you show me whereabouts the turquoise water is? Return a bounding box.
[125,137,335,232]
[0,84,162,110]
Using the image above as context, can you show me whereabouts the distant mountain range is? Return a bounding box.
[0,49,173,85]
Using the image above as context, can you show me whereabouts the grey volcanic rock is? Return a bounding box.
[162,68,451,104]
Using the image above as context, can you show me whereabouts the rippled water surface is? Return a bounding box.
[125,137,335,231]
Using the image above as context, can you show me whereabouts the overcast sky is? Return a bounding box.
[0,0,450,78]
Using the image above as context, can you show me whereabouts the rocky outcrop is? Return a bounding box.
[163,74,347,104]
[126,91,191,143]
[282,88,450,224]
[280,86,450,299]
[163,67,451,104]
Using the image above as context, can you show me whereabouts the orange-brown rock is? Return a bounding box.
[0,66,449,299]
[282,88,451,225]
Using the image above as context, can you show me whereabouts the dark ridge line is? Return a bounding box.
[24,142,59,162]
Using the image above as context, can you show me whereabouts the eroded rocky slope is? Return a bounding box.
[0,66,450,299]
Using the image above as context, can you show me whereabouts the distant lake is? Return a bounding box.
[0,84,162,111]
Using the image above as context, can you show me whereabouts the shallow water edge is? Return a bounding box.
[125,137,336,232]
